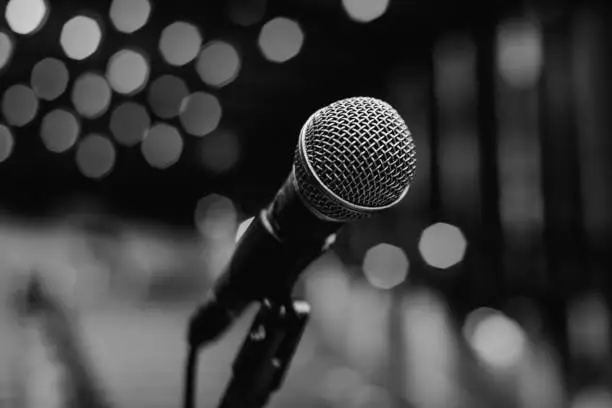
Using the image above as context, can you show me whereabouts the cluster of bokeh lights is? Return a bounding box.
[0,0,308,178]
[3,0,467,284]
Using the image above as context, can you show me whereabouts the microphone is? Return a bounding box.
[189,96,417,347]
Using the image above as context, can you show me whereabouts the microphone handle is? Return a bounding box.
[188,174,342,348]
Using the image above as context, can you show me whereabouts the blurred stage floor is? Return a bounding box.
[78,304,328,408]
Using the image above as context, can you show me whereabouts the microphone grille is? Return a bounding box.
[294,96,416,221]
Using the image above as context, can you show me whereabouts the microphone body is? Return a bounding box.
[189,96,417,347]
[189,172,340,346]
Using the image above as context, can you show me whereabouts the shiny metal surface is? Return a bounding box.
[294,97,416,221]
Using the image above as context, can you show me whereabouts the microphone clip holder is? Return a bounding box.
[184,298,311,408]
[218,298,310,408]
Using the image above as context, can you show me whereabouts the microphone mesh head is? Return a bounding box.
[294,96,416,221]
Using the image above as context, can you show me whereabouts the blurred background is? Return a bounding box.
[0,0,611,407]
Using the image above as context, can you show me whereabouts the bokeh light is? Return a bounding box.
[434,35,476,111]
[76,134,116,179]
[159,22,202,66]
[463,308,527,370]
[5,0,48,35]
[141,123,183,169]
[345,282,392,374]
[61,15,103,60]
[362,243,409,289]
[400,289,458,405]
[147,75,189,119]
[235,216,254,242]
[0,32,14,70]
[0,125,14,163]
[258,17,304,63]
[497,19,543,89]
[110,102,150,146]
[179,92,222,137]
[1,84,39,127]
[195,194,237,240]
[568,293,610,359]
[200,128,240,173]
[107,49,150,95]
[196,194,239,281]
[196,41,241,88]
[40,109,80,153]
[31,58,70,101]
[195,194,238,280]
[109,0,151,33]
[227,0,266,27]
[342,0,389,23]
[418,222,467,269]
[72,73,112,119]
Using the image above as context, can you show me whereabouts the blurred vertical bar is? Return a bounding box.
[536,0,585,394]
[571,0,612,272]
[569,4,612,391]
[434,34,480,226]
[495,15,545,293]
[433,29,482,314]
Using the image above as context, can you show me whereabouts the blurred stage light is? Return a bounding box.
[179,92,222,137]
[107,49,150,95]
[401,289,458,405]
[572,388,612,408]
[304,254,351,346]
[418,222,467,269]
[5,0,48,35]
[227,0,266,27]
[0,125,14,163]
[196,194,238,280]
[497,19,542,89]
[362,243,409,290]
[342,0,389,23]
[141,123,183,169]
[31,58,70,101]
[147,75,189,119]
[76,134,116,179]
[109,0,151,34]
[159,22,202,66]
[200,128,240,173]
[345,283,391,375]
[72,72,112,118]
[258,17,304,63]
[235,216,254,242]
[40,109,80,153]
[464,308,527,370]
[0,32,14,70]
[434,35,476,111]
[568,293,610,360]
[196,40,241,88]
[110,102,150,146]
[195,194,237,239]
[1,84,39,127]
[61,15,102,61]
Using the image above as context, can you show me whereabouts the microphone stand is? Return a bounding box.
[183,297,311,408]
